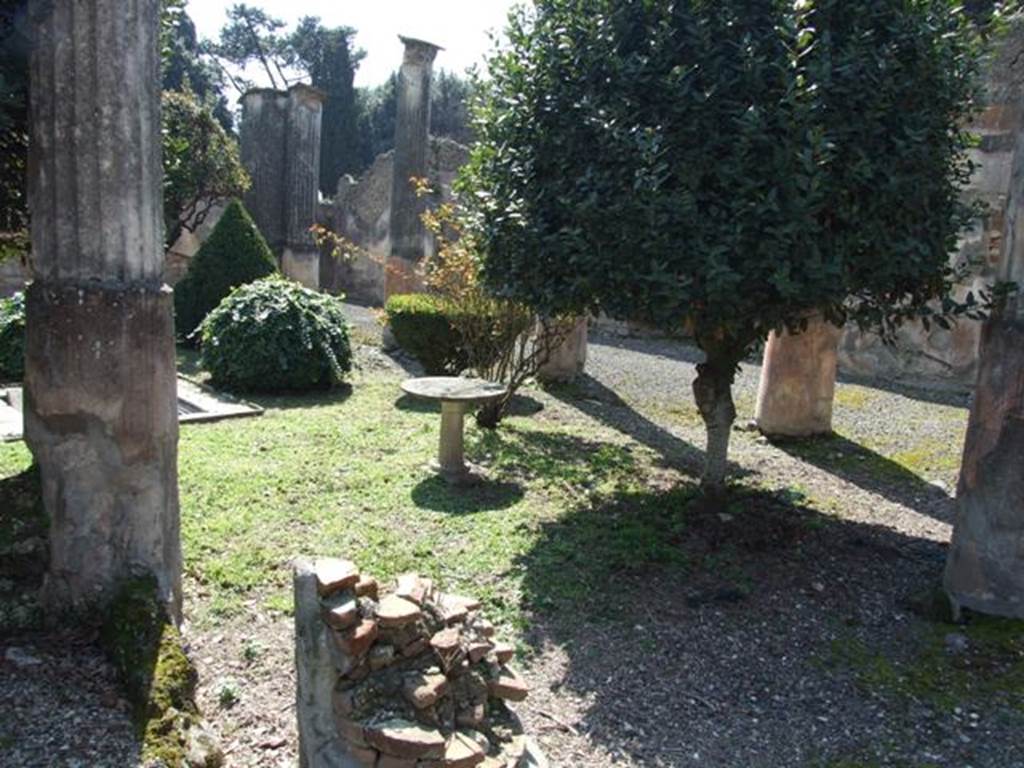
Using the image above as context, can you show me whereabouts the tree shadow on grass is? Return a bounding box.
[235,383,354,413]
[409,424,641,515]
[513,483,1024,766]
[544,373,746,479]
[773,433,955,523]
[411,475,525,514]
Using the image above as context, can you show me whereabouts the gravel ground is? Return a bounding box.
[0,636,139,767]
[4,327,1020,768]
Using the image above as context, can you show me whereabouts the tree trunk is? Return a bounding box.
[693,350,738,496]
[25,0,181,622]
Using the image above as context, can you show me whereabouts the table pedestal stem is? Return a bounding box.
[439,401,468,478]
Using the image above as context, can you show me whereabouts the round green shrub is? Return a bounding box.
[0,291,25,381]
[174,199,277,343]
[199,276,352,393]
[384,293,467,375]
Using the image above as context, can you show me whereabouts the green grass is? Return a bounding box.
[830,613,1024,713]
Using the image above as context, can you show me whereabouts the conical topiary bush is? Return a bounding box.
[173,199,278,343]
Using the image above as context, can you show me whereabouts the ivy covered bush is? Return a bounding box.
[0,291,25,381]
[384,293,467,375]
[199,276,352,393]
[174,198,277,343]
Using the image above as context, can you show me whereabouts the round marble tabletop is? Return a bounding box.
[401,376,507,405]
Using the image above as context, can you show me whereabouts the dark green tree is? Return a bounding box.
[0,0,28,262]
[462,0,989,494]
[289,17,366,196]
[431,70,474,146]
[162,1,233,129]
[173,199,277,342]
[355,69,474,171]
[357,73,398,166]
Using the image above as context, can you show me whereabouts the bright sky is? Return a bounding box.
[186,0,519,87]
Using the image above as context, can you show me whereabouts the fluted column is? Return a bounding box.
[282,84,325,289]
[386,36,442,297]
[25,0,181,620]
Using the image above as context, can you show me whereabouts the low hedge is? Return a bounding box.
[0,291,25,381]
[384,293,467,375]
[199,276,352,393]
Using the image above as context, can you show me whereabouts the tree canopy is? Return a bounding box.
[0,0,28,262]
[162,86,250,248]
[461,0,988,491]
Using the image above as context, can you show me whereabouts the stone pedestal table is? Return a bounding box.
[401,377,506,484]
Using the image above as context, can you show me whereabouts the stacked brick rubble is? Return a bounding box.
[313,559,534,767]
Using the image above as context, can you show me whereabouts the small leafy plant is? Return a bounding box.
[199,276,352,393]
[0,291,25,382]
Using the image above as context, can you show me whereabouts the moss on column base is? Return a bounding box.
[101,576,223,768]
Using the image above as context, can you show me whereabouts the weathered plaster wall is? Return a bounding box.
[838,22,1024,391]
[320,138,470,304]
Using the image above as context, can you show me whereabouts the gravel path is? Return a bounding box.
[0,638,139,767]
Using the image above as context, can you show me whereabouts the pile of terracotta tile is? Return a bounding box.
[310,558,538,767]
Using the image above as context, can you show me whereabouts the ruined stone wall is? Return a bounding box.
[320,138,470,304]
[294,558,545,767]
[838,22,1024,391]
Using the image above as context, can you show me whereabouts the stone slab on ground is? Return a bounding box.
[0,377,262,442]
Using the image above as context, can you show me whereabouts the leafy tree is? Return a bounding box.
[0,0,28,263]
[210,11,368,196]
[173,199,277,342]
[462,0,988,494]
[162,86,250,248]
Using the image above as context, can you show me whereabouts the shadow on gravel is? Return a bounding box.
[774,433,955,523]
[516,484,1021,767]
[545,373,747,479]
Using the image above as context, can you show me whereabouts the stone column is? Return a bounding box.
[754,315,842,438]
[945,65,1024,618]
[538,318,589,383]
[240,88,289,255]
[283,84,326,290]
[25,0,181,620]
[240,85,325,290]
[386,36,442,298]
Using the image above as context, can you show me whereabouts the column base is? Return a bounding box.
[24,280,181,621]
[282,248,321,290]
[755,315,841,438]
